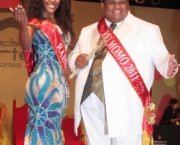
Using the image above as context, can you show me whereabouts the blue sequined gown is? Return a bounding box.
[24,26,70,145]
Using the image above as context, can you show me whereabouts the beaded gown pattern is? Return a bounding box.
[24,26,70,145]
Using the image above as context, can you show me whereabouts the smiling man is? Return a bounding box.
[68,0,180,145]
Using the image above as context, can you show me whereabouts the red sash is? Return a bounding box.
[26,18,69,83]
[98,18,154,139]
[24,48,35,77]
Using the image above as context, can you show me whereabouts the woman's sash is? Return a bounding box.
[24,48,35,77]
[98,17,155,145]
[26,18,68,83]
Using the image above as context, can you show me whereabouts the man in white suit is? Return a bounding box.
[68,0,179,144]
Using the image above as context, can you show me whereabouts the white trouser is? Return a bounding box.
[80,93,142,145]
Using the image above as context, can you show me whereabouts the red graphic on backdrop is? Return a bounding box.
[0,0,21,8]
[154,69,162,80]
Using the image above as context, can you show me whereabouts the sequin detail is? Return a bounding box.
[24,28,69,145]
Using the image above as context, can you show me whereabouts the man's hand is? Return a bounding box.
[75,54,88,69]
[166,54,180,78]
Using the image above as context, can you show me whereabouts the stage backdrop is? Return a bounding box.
[0,9,27,145]
[75,0,180,9]
[0,0,180,145]
[0,0,20,8]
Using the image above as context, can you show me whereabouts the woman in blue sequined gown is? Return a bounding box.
[10,0,75,144]
[24,26,70,145]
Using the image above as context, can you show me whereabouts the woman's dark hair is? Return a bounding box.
[169,98,178,105]
[22,0,75,39]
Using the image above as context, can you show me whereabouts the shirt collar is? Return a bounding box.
[104,18,123,29]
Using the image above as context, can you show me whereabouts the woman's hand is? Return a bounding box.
[9,5,28,27]
[9,5,34,50]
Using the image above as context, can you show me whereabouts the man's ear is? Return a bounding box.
[101,2,104,11]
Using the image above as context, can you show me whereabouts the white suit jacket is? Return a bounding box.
[68,11,171,137]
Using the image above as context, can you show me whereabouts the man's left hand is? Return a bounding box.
[166,54,180,78]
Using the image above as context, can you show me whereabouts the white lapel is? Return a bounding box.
[88,26,100,55]
[87,24,100,68]
[115,12,135,42]
[104,12,136,61]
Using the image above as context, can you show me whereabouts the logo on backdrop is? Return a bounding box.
[0,12,25,68]
[0,38,24,68]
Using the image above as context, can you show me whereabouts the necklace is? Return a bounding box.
[151,0,161,6]
[135,0,146,4]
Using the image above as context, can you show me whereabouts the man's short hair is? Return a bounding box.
[169,98,178,105]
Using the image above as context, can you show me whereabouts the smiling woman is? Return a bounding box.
[42,0,60,17]
[9,0,75,145]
